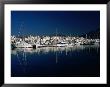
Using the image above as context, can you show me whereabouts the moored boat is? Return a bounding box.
[14,41,33,48]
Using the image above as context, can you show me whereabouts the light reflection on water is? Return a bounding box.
[11,44,100,77]
[11,44,99,55]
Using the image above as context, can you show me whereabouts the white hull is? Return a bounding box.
[57,43,68,47]
[15,41,33,48]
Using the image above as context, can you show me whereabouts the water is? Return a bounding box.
[11,44,100,77]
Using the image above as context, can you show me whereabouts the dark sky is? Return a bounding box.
[11,11,100,36]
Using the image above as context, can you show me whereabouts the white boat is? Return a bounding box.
[57,42,68,47]
[14,41,33,48]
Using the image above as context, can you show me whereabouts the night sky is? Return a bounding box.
[11,11,100,36]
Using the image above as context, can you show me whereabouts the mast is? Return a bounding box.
[56,28,58,64]
[18,22,24,37]
[56,28,57,37]
[86,34,87,39]
[55,28,57,45]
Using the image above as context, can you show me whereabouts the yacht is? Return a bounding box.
[14,41,33,48]
[57,42,68,47]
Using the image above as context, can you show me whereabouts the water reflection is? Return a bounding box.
[11,44,100,77]
[11,44,100,65]
[11,44,99,55]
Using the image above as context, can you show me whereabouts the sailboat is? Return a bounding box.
[14,41,33,48]
[55,28,68,47]
[13,22,33,48]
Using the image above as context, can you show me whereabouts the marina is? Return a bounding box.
[11,35,100,49]
[11,35,100,77]
[11,11,100,77]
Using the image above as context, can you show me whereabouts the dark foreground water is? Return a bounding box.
[11,44,100,77]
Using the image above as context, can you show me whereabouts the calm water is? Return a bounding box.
[11,45,100,77]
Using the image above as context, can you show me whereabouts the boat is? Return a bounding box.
[57,42,68,47]
[14,41,33,48]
